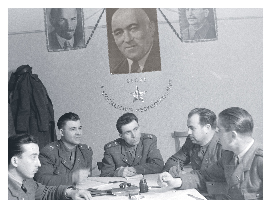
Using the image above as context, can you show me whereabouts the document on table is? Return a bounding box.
[125,174,143,180]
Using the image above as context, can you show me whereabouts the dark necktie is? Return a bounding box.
[234,155,240,167]
[129,147,136,160]
[131,61,140,73]
[198,146,205,160]
[21,184,27,193]
[64,40,72,49]
[70,150,76,165]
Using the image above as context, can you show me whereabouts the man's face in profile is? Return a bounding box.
[111,9,154,62]
[54,8,78,40]
[186,8,209,27]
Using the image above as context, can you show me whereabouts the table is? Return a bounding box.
[76,174,206,200]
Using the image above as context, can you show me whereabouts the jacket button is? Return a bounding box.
[256,194,259,197]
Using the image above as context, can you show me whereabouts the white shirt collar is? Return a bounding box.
[237,139,254,162]
[56,33,74,49]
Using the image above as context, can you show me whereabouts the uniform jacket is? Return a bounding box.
[163,133,222,172]
[48,30,85,51]
[8,176,67,200]
[182,20,216,41]
[9,65,57,149]
[100,133,164,177]
[34,140,93,186]
[180,141,263,200]
[111,40,161,74]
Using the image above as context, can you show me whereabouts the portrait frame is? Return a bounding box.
[178,8,218,43]
[106,8,162,75]
[44,8,86,52]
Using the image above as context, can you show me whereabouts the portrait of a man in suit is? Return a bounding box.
[45,8,86,52]
[106,8,162,74]
[179,8,217,42]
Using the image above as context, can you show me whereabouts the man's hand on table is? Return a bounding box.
[157,172,183,188]
[65,188,92,200]
[169,166,187,177]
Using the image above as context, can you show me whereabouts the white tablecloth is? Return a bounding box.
[76,173,206,200]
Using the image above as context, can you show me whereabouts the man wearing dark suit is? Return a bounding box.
[48,8,85,51]
[100,113,164,177]
[110,8,161,74]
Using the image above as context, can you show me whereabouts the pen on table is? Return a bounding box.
[187,194,204,200]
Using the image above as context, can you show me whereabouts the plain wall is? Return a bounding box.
[8,8,263,176]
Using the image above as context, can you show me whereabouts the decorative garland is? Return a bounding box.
[101,79,172,112]
[158,8,183,42]
[85,8,106,46]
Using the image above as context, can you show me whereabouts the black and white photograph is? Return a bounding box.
[106,8,162,74]
[178,8,217,42]
[44,8,86,52]
[7,7,264,201]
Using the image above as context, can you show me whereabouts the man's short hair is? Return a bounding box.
[8,134,37,165]
[116,113,138,134]
[57,112,80,130]
[218,107,254,136]
[188,108,217,129]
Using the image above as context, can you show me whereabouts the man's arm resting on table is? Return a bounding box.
[65,186,92,200]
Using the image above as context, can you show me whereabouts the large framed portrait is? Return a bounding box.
[178,8,217,43]
[44,8,86,52]
[106,8,162,75]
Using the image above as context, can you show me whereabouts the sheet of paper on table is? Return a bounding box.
[75,174,206,200]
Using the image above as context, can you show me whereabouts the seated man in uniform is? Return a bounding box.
[158,107,263,200]
[34,112,93,186]
[100,112,164,177]
[163,108,222,175]
[8,133,92,200]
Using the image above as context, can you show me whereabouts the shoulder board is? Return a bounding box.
[79,143,92,150]
[142,133,156,140]
[104,140,121,149]
[255,148,263,157]
[42,141,60,152]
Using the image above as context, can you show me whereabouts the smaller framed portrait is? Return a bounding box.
[178,8,218,43]
[44,8,86,52]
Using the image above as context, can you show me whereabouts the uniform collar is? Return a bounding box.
[237,140,254,162]
[59,139,77,152]
[8,174,23,198]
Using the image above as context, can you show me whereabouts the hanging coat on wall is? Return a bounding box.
[8,65,57,149]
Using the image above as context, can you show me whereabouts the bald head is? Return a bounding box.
[112,9,151,29]
[111,8,155,61]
